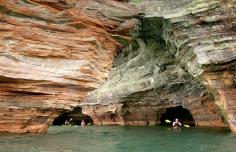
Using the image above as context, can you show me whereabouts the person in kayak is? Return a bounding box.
[172,118,182,129]
[64,118,73,126]
[81,119,86,126]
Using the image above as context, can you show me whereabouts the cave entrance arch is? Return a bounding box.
[52,107,93,126]
[160,106,195,126]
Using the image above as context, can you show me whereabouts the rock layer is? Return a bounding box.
[0,0,138,133]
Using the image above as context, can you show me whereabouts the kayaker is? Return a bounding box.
[64,120,69,125]
[64,118,73,125]
[172,118,182,129]
[81,120,86,126]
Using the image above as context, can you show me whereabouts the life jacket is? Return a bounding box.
[173,122,181,127]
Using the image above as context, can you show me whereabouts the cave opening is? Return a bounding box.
[160,106,195,126]
[52,107,93,126]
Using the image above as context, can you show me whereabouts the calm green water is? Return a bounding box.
[0,126,236,152]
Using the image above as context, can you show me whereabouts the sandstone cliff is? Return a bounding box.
[0,0,235,133]
[0,0,138,133]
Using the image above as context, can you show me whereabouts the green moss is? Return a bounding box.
[132,0,143,3]
[70,23,87,30]
[21,0,34,4]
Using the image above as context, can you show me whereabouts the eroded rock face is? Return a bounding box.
[81,0,235,131]
[0,0,138,133]
[81,40,226,127]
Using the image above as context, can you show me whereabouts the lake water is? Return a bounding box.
[0,126,236,152]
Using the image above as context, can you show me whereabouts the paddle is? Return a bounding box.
[183,125,190,128]
[165,120,171,123]
[165,119,190,128]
